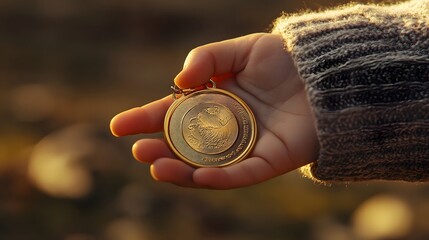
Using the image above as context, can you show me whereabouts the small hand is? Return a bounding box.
[110,33,319,189]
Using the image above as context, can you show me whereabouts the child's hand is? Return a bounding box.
[110,33,319,189]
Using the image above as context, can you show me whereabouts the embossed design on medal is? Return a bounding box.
[182,103,239,155]
[164,81,257,168]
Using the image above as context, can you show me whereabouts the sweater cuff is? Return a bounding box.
[272,1,429,182]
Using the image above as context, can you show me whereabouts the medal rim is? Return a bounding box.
[164,88,257,168]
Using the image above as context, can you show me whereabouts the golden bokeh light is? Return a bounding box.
[352,194,414,240]
[28,125,95,199]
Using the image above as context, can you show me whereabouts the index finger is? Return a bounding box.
[110,96,173,137]
[174,33,266,89]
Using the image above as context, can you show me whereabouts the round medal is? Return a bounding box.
[164,82,257,168]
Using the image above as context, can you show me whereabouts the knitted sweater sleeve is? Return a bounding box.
[272,0,429,182]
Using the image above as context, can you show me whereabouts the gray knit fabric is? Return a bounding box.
[272,0,429,182]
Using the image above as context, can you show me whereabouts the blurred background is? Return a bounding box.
[1,0,428,239]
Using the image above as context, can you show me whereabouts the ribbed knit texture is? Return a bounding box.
[272,0,429,182]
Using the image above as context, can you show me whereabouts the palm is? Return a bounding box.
[110,33,318,189]
[219,35,317,182]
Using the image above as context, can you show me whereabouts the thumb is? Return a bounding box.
[174,33,265,89]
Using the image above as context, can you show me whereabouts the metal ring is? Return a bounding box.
[171,85,182,94]
[206,79,216,89]
[171,85,183,100]
[171,80,215,100]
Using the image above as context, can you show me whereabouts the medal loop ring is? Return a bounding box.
[171,80,216,100]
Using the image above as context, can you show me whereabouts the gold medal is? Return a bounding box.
[164,81,257,168]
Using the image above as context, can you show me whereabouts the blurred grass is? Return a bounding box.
[1,0,428,240]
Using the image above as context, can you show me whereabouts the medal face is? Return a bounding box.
[164,88,257,168]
